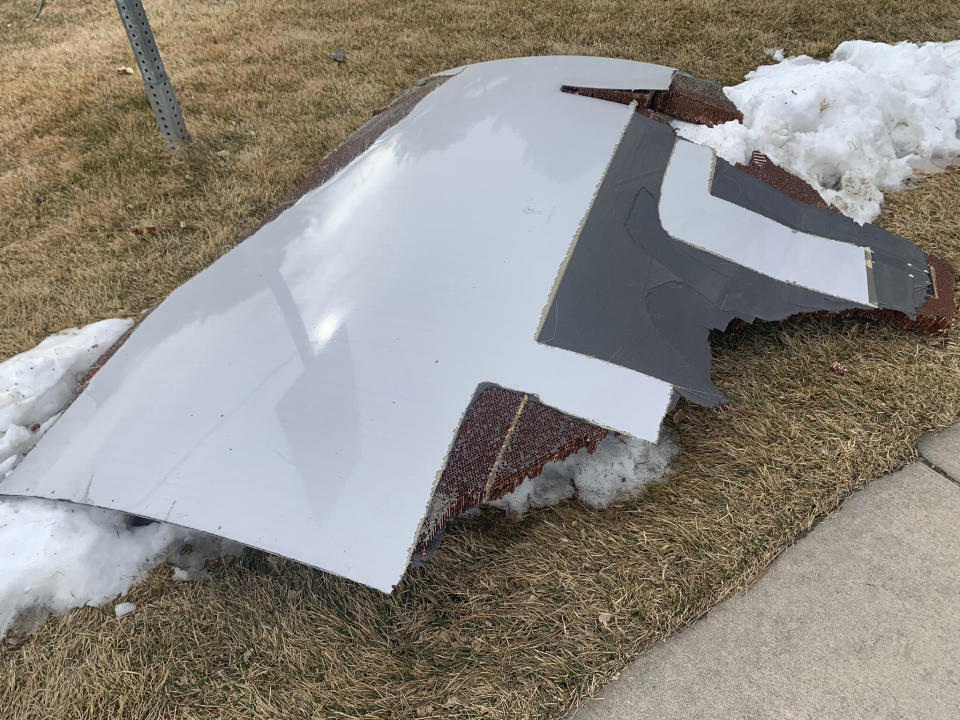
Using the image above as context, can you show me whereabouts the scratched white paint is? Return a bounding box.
[0,57,677,592]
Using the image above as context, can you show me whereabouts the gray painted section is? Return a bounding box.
[571,462,960,720]
[539,113,930,405]
[560,67,675,91]
[114,0,188,150]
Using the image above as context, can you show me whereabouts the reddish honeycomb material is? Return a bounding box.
[488,398,606,498]
[560,85,656,108]
[415,386,607,553]
[916,253,957,332]
[654,89,742,126]
[834,251,955,333]
[728,252,956,336]
[653,72,743,127]
[563,73,741,127]
[736,152,832,210]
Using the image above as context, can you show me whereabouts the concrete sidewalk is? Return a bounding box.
[572,424,960,720]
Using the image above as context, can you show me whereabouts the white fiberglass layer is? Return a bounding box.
[659,140,873,305]
[0,56,677,592]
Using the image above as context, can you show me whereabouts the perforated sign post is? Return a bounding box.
[114,0,188,150]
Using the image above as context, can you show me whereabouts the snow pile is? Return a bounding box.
[675,40,960,223]
[0,319,132,475]
[488,430,678,517]
[0,320,234,641]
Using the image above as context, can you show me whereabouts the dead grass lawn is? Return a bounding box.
[1,0,959,718]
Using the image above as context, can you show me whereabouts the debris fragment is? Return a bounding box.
[330,48,346,64]
[130,225,171,237]
[117,66,135,76]
[598,612,614,627]
[1,56,954,604]
[830,361,848,376]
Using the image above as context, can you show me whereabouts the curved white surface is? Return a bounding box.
[659,140,873,305]
[1,56,677,592]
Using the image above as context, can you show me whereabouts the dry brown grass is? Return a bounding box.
[1,0,959,718]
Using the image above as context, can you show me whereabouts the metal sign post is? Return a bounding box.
[114,0,188,150]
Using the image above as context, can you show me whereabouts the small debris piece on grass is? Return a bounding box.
[330,48,346,64]
[116,66,134,76]
[831,361,849,375]
[130,226,171,237]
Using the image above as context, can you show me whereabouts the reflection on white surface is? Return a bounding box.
[659,140,873,305]
[1,56,677,592]
[310,309,345,351]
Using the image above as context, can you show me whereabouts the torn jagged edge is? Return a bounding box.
[564,74,955,334]
[562,70,743,127]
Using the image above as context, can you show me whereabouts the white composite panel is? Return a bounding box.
[1,57,676,592]
[659,140,873,305]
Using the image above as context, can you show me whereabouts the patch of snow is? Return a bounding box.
[114,602,136,618]
[488,430,678,517]
[487,468,576,518]
[0,318,132,475]
[0,320,237,641]
[675,40,960,223]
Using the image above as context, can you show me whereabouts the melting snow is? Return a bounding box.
[675,40,960,223]
[0,320,233,641]
[488,431,678,517]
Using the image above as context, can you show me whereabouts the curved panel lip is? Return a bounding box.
[428,54,677,91]
[0,55,676,593]
[659,139,875,307]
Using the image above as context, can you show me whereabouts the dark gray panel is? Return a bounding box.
[538,114,930,406]
[711,161,931,312]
